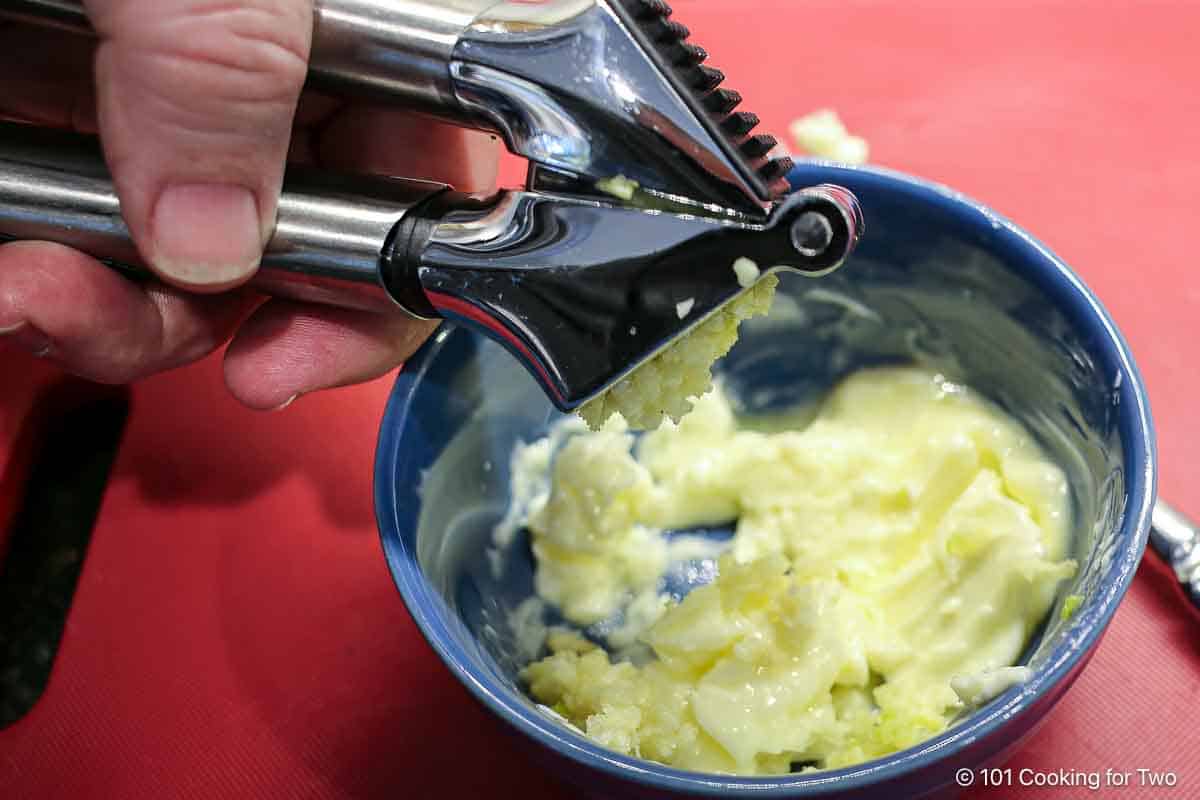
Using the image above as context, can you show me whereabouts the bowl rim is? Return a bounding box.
[374,161,1156,796]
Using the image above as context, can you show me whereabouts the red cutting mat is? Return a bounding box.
[2,2,1198,798]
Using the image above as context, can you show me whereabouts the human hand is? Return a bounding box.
[0,0,499,409]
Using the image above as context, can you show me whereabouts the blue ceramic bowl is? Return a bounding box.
[374,163,1155,799]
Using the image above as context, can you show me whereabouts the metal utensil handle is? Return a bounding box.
[0,120,447,313]
[0,0,498,113]
[1150,500,1200,611]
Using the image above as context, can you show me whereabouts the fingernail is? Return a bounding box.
[0,321,53,358]
[151,183,264,288]
[270,394,298,412]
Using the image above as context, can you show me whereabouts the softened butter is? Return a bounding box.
[517,367,1076,775]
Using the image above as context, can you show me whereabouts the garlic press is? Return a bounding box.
[0,0,862,410]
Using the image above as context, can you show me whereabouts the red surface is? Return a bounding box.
[2,2,1199,798]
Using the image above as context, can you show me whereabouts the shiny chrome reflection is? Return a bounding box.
[1150,501,1200,610]
[452,1,768,214]
[413,188,860,408]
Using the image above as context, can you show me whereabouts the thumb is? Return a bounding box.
[84,0,312,290]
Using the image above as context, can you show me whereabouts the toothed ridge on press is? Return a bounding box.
[607,0,794,201]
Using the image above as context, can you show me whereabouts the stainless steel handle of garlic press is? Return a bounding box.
[0,121,448,313]
[1150,501,1200,611]
[0,0,500,113]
